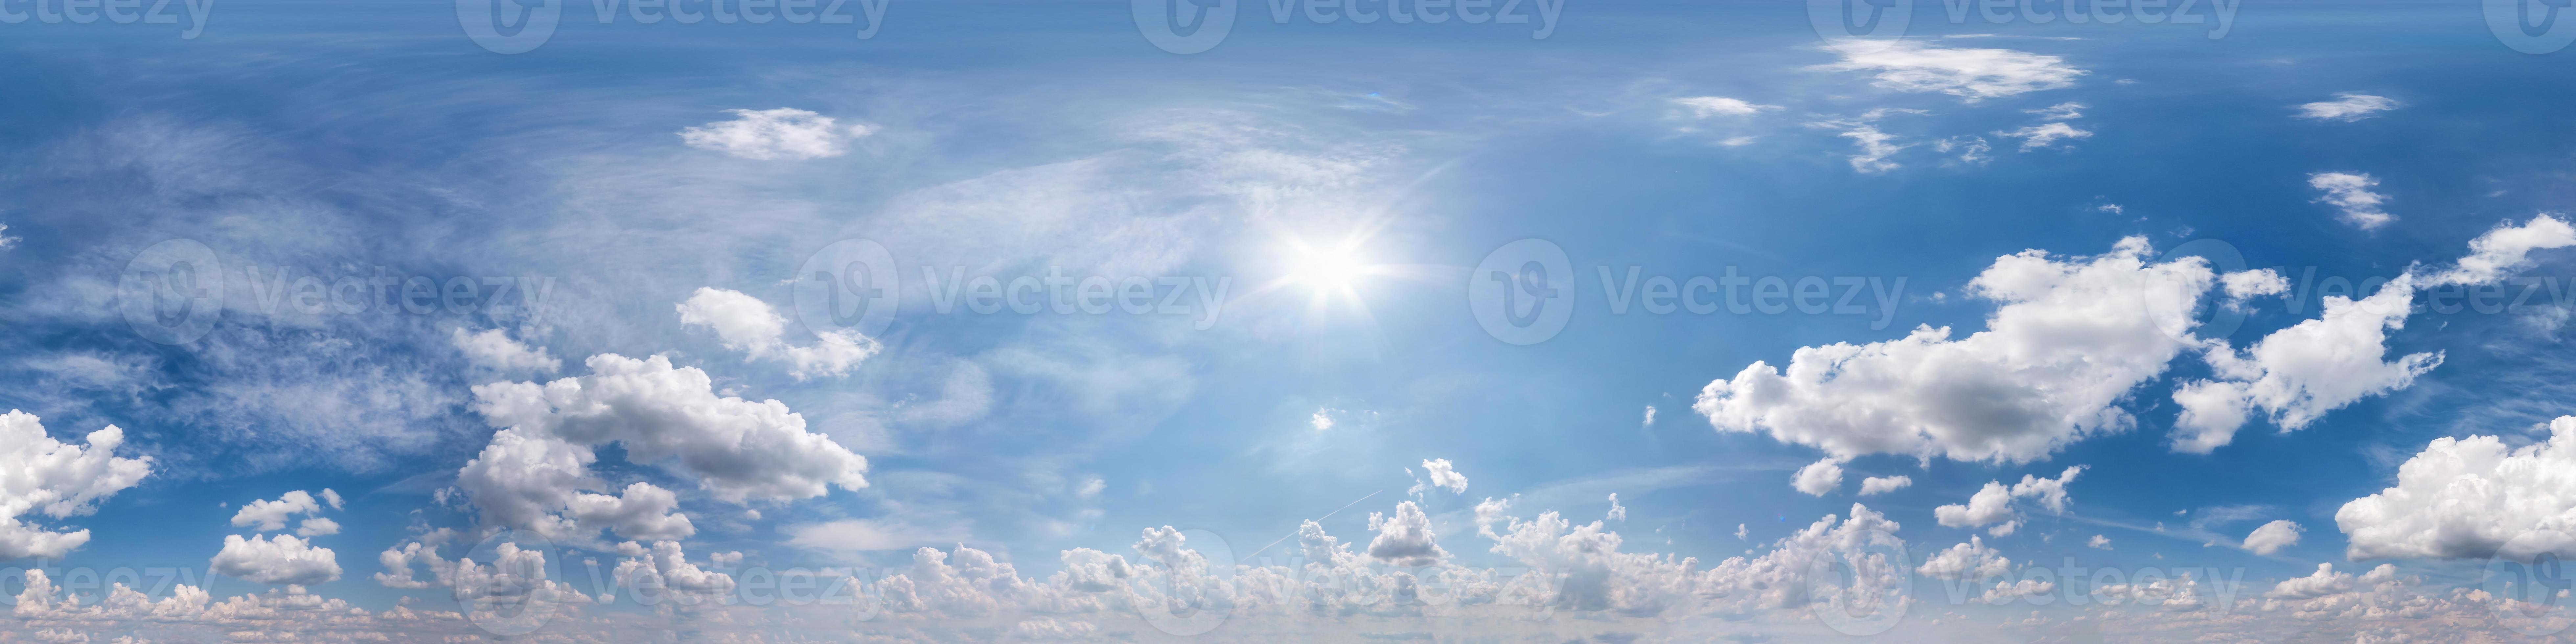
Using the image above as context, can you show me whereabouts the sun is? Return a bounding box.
[1288,244,1367,291]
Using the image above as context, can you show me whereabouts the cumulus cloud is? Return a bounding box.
[2174,216,2573,452]
[1696,238,2213,463]
[450,328,559,373]
[1918,536,2011,580]
[1605,493,1626,521]
[2338,415,2576,560]
[678,287,880,380]
[2087,534,2111,549]
[458,353,868,543]
[1859,475,1912,495]
[2308,172,2393,229]
[2267,563,2352,599]
[1416,459,1468,495]
[2221,268,2289,307]
[1935,467,2082,535]
[0,410,153,559]
[677,108,874,160]
[230,490,336,532]
[1791,458,1844,496]
[210,534,341,585]
[1813,39,2084,102]
[2242,519,2302,556]
[2295,93,2400,122]
[1364,501,1447,567]
[1997,122,2092,150]
[1672,97,1781,118]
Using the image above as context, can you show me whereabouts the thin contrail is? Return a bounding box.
[1242,489,1381,561]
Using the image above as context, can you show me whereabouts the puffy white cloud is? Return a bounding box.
[1672,97,1781,117]
[2171,217,2571,452]
[677,108,873,160]
[1836,124,1906,173]
[1936,467,2082,533]
[1417,458,1468,495]
[1918,536,2011,580]
[1858,475,1912,495]
[1936,481,2016,529]
[1642,404,1656,427]
[449,328,559,373]
[0,410,153,559]
[2427,214,2576,287]
[2087,534,2111,549]
[1696,238,2211,463]
[1364,501,1447,567]
[677,287,880,380]
[294,518,339,538]
[2295,93,2400,122]
[1792,458,1844,496]
[2221,268,2289,306]
[2308,172,2393,229]
[2242,519,2302,555]
[1997,121,2092,150]
[1605,493,1626,521]
[2337,416,2576,560]
[230,490,334,532]
[458,353,867,542]
[1813,39,2084,102]
[210,534,341,586]
[2267,563,2354,599]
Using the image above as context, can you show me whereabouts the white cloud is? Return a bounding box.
[2337,416,2576,560]
[1918,536,2011,580]
[2266,563,2353,599]
[1836,124,1907,173]
[2087,534,2111,549]
[1695,238,2214,463]
[1364,501,1447,566]
[1935,135,1991,165]
[458,354,868,542]
[450,328,559,373]
[1935,467,2082,532]
[2220,268,2289,306]
[2308,172,2393,229]
[210,534,341,586]
[2295,93,2400,122]
[0,223,15,251]
[1997,122,2092,150]
[1813,39,2084,102]
[2171,217,2572,452]
[1417,459,1469,495]
[0,410,153,559]
[230,491,331,532]
[677,108,874,160]
[2427,214,2576,287]
[2242,519,2302,555]
[294,518,339,538]
[1672,97,1781,118]
[1642,404,1657,427]
[1791,458,1844,496]
[1858,475,1912,495]
[2026,102,2085,120]
[1309,408,1336,431]
[677,287,880,380]
[1605,493,1627,521]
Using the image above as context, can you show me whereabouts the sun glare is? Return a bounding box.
[1290,245,1366,291]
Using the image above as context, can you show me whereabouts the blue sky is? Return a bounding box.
[6,0,2576,641]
